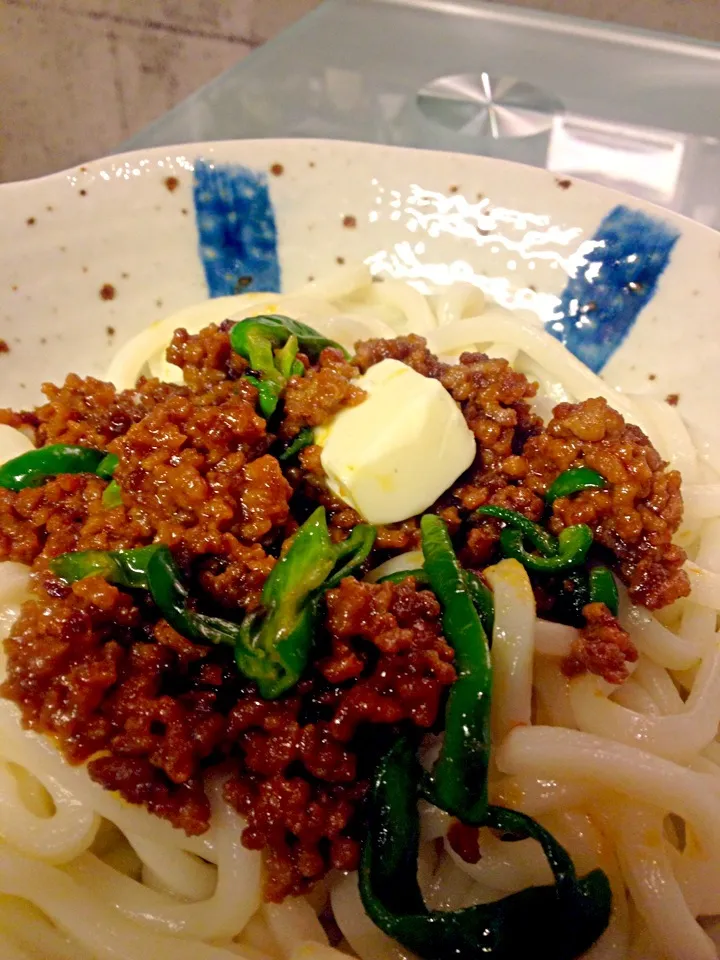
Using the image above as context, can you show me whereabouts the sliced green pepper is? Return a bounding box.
[102,480,123,508]
[557,570,591,627]
[237,508,375,697]
[50,545,159,590]
[244,374,283,420]
[464,569,495,638]
[0,444,108,491]
[376,568,429,586]
[546,466,606,504]
[476,505,557,557]
[278,428,314,461]
[230,315,347,418]
[96,453,119,479]
[359,736,612,960]
[589,565,619,616]
[500,524,593,574]
[420,514,492,824]
[230,314,347,365]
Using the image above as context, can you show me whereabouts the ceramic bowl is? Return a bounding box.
[1,139,719,444]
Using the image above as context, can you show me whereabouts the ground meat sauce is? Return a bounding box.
[562,601,638,685]
[0,325,688,898]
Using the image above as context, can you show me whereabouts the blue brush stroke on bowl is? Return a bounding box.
[193,159,280,298]
[551,205,680,373]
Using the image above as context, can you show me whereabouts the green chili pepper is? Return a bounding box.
[464,569,495,638]
[101,480,123,508]
[589,565,619,616]
[145,546,240,647]
[244,374,283,419]
[237,508,375,697]
[359,737,612,960]
[96,453,119,479]
[279,428,314,461]
[557,570,591,627]
[499,524,593,574]
[377,568,429,586]
[230,314,347,365]
[546,466,606,504]
[231,315,347,418]
[476,505,557,557]
[50,545,159,590]
[420,514,492,824]
[0,444,108,492]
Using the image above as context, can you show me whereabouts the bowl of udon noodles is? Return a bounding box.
[1,139,720,960]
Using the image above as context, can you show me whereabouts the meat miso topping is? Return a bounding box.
[0,324,689,900]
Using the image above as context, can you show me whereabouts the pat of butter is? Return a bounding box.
[316,358,475,525]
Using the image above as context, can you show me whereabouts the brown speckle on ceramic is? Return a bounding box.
[79,189,87,197]
[449,185,459,194]
[156,298,163,308]
[666,393,680,406]
[336,256,345,265]
[236,276,252,290]
[648,373,657,381]
[181,208,189,216]
[100,283,116,301]
[79,166,87,173]
[556,178,572,190]
[26,217,36,226]
[82,267,88,274]
[46,205,53,213]
[106,325,116,337]
[164,176,180,193]
[270,163,284,176]
[343,215,357,229]
[11,285,18,293]
[40,337,47,345]
[121,272,129,279]
[0,340,9,354]
[307,275,314,282]
[309,161,316,168]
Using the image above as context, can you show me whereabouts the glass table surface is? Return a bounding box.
[124,0,720,229]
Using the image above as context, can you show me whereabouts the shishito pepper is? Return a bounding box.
[50,507,375,699]
[499,523,593,574]
[420,514,492,824]
[279,428,314,461]
[476,505,593,575]
[589,565,619,616]
[359,736,612,960]
[546,466,606,504]
[230,315,347,418]
[361,518,612,958]
[0,444,108,491]
[236,507,375,697]
[50,545,159,591]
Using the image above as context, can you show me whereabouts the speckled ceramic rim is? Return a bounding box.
[1,139,719,440]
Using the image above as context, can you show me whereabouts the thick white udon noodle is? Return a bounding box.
[1,264,720,960]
